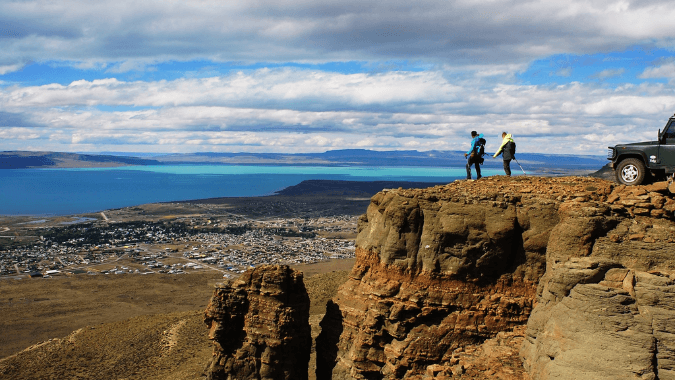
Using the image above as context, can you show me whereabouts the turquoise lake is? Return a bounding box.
[0,165,503,215]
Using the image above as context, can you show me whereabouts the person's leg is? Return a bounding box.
[504,159,511,176]
[466,159,472,179]
[476,161,482,179]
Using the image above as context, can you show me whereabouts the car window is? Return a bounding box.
[666,121,675,139]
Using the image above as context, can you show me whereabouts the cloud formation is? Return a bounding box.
[2,0,675,154]
[640,61,675,80]
[2,68,675,154]
[3,0,675,69]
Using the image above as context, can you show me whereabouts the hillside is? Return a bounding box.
[0,151,160,169]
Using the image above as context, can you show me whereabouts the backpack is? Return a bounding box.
[500,140,516,160]
[476,137,486,164]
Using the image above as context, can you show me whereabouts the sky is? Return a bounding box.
[3,1,675,155]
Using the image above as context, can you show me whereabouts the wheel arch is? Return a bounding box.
[615,152,648,166]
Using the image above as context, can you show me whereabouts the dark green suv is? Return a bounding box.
[608,114,675,185]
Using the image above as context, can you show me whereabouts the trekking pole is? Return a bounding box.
[513,157,527,175]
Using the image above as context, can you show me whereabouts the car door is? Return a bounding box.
[660,120,675,170]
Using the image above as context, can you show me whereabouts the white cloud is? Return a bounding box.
[0,127,41,140]
[640,62,675,79]
[593,68,625,79]
[0,69,462,110]
[2,67,675,154]
[0,64,23,75]
[554,67,573,77]
[106,60,157,74]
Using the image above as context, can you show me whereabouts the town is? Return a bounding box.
[0,213,358,278]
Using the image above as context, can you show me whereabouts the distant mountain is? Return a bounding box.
[0,149,609,173]
[152,149,608,172]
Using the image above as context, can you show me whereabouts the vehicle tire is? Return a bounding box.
[616,158,646,185]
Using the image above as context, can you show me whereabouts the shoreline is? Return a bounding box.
[0,179,454,218]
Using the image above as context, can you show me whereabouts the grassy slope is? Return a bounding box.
[0,268,352,379]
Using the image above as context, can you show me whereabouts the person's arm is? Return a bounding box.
[466,138,478,155]
[493,138,508,158]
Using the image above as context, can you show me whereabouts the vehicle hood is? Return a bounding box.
[614,141,659,148]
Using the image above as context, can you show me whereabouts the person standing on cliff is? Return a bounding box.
[493,132,515,176]
[464,131,485,180]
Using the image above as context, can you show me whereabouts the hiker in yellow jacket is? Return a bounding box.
[493,132,515,176]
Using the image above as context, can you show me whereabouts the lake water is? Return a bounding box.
[0,165,503,215]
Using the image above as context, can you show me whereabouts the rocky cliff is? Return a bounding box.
[522,182,675,379]
[204,265,311,380]
[315,176,675,379]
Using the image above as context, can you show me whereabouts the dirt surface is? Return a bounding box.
[0,259,353,379]
[0,310,212,380]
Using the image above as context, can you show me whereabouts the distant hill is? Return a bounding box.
[274,180,447,196]
[0,151,161,169]
[588,163,617,182]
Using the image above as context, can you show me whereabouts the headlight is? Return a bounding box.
[607,148,615,159]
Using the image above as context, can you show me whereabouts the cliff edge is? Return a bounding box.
[316,176,675,379]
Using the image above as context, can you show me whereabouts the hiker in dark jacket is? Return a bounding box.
[464,131,484,179]
[493,132,515,176]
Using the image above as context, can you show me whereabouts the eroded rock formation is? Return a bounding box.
[521,258,675,380]
[316,176,675,379]
[520,182,675,380]
[203,264,311,380]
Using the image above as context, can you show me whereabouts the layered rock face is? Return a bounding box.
[204,264,311,380]
[522,259,675,380]
[316,176,675,379]
[522,183,675,379]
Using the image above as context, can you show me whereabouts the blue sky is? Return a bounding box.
[2,0,675,155]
